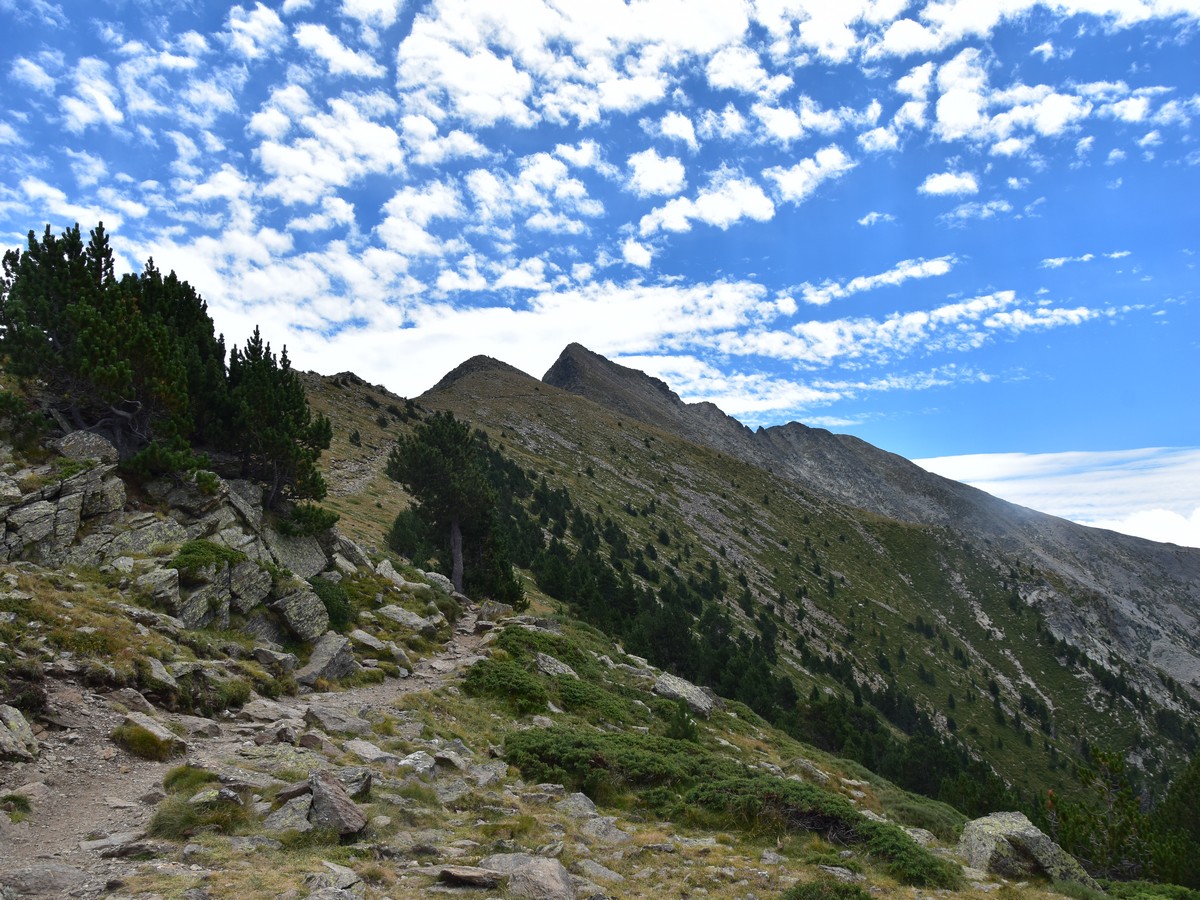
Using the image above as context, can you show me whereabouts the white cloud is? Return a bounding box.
[10,57,56,93]
[341,0,403,27]
[295,23,386,77]
[627,148,687,197]
[858,126,899,152]
[402,114,487,165]
[640,168,774,235]
[1031,40,1055,61]
[1040,252,1094,268]
[59,58,124,133]
[915,447,1200,548]
[764,144,856,204]
[919,170,978,195]
[622,237,653,268]
[660,111,698,149]
[858,211,895,226]
[940,198,1012,223]
[800,255,958,306]
[706,44,791,96]
[225,3,286,59]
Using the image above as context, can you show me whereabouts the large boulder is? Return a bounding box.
[57,430,119,463]
[959,811,1101,890]
[265,529,328,579]
[0,704,39,761]
[296,632,359,686]
[271,585,330,642]
[308,771,367,835]
[477,853,575,900]
[652,672,716,718]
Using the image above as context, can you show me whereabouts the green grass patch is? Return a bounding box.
[147,793,254,840]
[111,723,180,761]
[162,765,219,796]
[782,880,874,900]
[170,540,247,584]
[2,793,32,823]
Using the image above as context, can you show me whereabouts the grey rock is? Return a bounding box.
[347,628,386,652]
[378,604,439,637]
[478,600,515,621]
[0,863,87,896]
[537,652,578,679]
[174,714,222,738]
[175,581,230,629]
[335,535,373,570]
[229,559,272,612]
[296,632,360,686]
[303,861,364,898]
[959,811,1101,890]
[308,771,367,835]
[438,866,503,888]
[107,688,156,715]
[398,750,437,779]
[0,704,39,761]
[265,528,328,579]
[0,472,23,505]
[262,794,313,833]
[272,586,331,642]
[579,817,632,845]
[652,672,715,718]
[422,570,454,593]
[343,739,399,767]
[8,500,56,544]
[225,479,265,529]
[243,611,287,646]
[478,853,576,900]
[333,766,373,800]
[238,696,297,722]
[555,792,598,819]
[83,475,126,517]
[135,566,180,609]
[576,860,624,883]
[305,704,372,735]
[57,430,119,463]
[253,645,299,673]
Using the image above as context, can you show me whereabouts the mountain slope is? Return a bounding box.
[542,343,1200,698]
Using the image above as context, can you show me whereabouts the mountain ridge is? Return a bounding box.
[536,343,1200,696]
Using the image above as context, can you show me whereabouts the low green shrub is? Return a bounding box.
[463,658,548,715]
[162,765,219,796]
[170,540,247,584]
[279,503,340,537]
[111,723,179,761]
[309,576,354,631]
[1,793,32,823]
[147,793,253,839]
[555,675,628,722]
[782,879,874,900]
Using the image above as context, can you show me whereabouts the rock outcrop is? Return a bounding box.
[958,811,1100,890]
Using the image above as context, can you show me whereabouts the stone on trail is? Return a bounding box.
[477,853,576,900]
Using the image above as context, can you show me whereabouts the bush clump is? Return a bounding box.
[309,575,354,632]
[111,723,180,761]
[782,880,874,900]
[463,658,548,715]
[148,792,253,840]
[170,540,247,584]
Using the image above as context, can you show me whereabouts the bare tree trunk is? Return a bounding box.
[450,518,464,593]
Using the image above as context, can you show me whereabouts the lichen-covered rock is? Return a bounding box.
[57,431,119,463]
[265,529,327,579]
[229,559,272,612]
[378,604,439,637]
[262,794,313,833]
[308,771,367,835]
[296,632,359,686]
[272,586,330,642]
[536,653,577,679]
[82,475,125,517]
[652,672,715,718]
[959,811,1100,890]
[0,704,39,761]
[477,853,576,900]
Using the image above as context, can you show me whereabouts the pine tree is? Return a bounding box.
[386,411,521,601]
[228,327,331,509]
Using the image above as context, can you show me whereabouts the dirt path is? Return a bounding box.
[0,606,484,897]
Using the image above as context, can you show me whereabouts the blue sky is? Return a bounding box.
[2,0,1198,545]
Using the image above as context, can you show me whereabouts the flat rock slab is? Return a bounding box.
[478,853,576,900]
[438,866,503,888]
[0,863,87,896]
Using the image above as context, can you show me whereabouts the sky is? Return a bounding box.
[1,0,1198,546]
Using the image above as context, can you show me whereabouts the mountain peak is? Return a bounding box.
[425,354,531,395]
